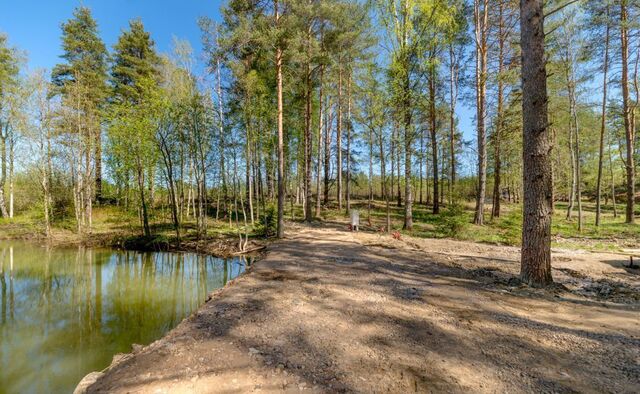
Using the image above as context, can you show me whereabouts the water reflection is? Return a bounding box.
[0,242,250,393]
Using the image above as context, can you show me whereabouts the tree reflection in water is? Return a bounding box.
[0,242,250,393]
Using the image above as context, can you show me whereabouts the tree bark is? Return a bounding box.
[403,66,413,230]
[315,66,324,218]
[95,129,102,202]
[491,0,505,220]
[346,74,352,216]
[323,96,332,205]
[621,0,635,224]
[448,44,458,204]
[473,0,489,225]
[519,0,553,287]
[275,0,285,238]
[304,24,312,222]
[0,126,8,218]
[215,30,228,211]
[595,5,610,226]
[429,64,439,214]
[336,67,343,211]
[137,161,151,237]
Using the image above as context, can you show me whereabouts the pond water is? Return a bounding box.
[0,241,250,393]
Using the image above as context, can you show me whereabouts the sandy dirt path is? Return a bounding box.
[82,225,640,393]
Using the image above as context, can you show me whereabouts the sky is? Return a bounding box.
[0,0,477,175]
[0,0,222,72]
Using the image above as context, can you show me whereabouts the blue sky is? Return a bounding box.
[0,0,222,71]
[1,0,477,175]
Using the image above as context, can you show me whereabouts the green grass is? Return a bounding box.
[321,198,639,252]
[0,198,637,253]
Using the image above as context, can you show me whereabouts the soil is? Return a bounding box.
[80,223,640,393]
[0,221,263,257]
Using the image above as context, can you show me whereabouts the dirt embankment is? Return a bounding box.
[0,221,265,257]
[79,225,640,393]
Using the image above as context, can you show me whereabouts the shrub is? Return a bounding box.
[257,204,277,237]
[123,234,170,251]
[435,204,468,237]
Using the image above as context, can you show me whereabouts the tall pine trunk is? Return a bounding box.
[346,74,352,215]
[323,97,332,205]
[491,1,505,220]
[403,66,413,230]
[429,65,439,214]
[315,66,324,218]
[303,25,312,222]
[473,0,488,225]
[336,68,343,211]
[275,0,285,238]
[596,5,610,226]
[520,0,553,287]
[448,44,458,204]
[621,0,636,224]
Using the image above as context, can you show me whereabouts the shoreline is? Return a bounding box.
[73,259,260,394]
[75,226,639,393]
[0,222,268,258]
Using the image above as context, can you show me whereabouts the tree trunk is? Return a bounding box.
[137,163,151,237]
[368,125,374,221]
[596,5,610,226]
[323,96,332,205]
[621,0,635,224]
[429,65,439,214]
[403,65,413,230]
[419,123,424,206]
[379,127,390,232]
[346,74,352,216]
[215,31,228,211]
[396,120,402,207]
[473,0,488,225]
[95,128,102,203]
[519,0,553,287]
[275,0,285,238]
[159,136,181,242]
[315,66,324,218]
[304,26,312,222]
[336,67,343,211]
[0,129,8,218]
[491,1,505,220]
[609,130,618,218]
[564,42,583,231]
[448,44,458,204]
[390,122,395,208]
[566,119,576,220]
[246,111,254,226]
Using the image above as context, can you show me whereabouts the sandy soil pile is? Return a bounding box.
[81,225,640,393]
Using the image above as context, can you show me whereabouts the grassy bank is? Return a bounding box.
[0,205,266,256]
[321,199,640,252]
[0,199,637,254]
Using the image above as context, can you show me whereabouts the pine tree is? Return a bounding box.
[520,0,553,287]
[52,6,108,201]
[109,19,161,237]
[0,34,20,219]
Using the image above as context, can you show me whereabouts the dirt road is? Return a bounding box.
[82,225,640,393]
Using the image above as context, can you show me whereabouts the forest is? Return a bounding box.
[1,1,640,393]
[0,0,638,289]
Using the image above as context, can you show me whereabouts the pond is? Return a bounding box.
[0,241,251,393]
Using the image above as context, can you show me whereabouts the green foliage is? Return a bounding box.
[434,203,468,236]
[111,19,161,104]
[495,209,523,245]
[257,204,278,237]
[51,6,108,106]
[0,34,20,97]
[122,234,170,251]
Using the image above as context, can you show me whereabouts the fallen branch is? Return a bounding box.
[231,245,266,255]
